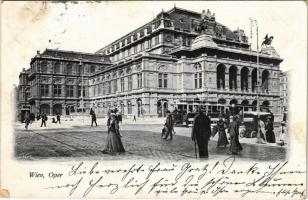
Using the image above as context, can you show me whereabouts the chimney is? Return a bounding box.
[37,50,40,57]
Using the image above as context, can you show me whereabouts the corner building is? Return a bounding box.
[27,49,111,116]
[89,7,283,117]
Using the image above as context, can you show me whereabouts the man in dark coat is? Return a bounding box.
[90,109,97,127]
[228,115,243,155]
[163,110,174,140]
[191,110,212,158]
[40,112,47,127]
[265,117,275,143]
[56,113,61,124]
[24,112,30,130]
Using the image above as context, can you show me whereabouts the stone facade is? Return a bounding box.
[89,7,283,117]
[16,68,30,121]
[279,71,289,114]
[26,49,111,116]
[16,7,285,118]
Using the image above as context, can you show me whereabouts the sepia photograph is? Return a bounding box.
[1,1,306,199]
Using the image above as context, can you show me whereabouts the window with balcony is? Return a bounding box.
[107,81,111,94]
[128,76,132,91]
[53,85,62,97]
[194,73,202,89]
[77,65,82,74]
[78,86,85,97]
[41,62,47,73]
[40,84,49,96]
[121,78,124,92]
[113,80,117,93]
[137,73,142,88]
[155,35,160,45]
[54,62,60,73]
[66,85,74,97]
[67,64,73,74]
[158,73,168,88]
[90,65,96,73]
[127,101,132,114]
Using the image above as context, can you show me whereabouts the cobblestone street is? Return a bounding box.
[14,119,287,161]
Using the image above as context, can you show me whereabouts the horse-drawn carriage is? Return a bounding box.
[239,111,272,138]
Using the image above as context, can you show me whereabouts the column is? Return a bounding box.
[236,71,240,92]
[224,66,229,90]
[248,74,252,92]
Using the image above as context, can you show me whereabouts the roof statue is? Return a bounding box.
[261,34,274,47]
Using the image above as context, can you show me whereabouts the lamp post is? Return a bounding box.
[250,18,264,143]
[250,18,260,116]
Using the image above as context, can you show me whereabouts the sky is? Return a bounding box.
[1,1,307,85]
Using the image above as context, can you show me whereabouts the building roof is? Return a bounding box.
[95,7,250,55]
[31,49,111,64]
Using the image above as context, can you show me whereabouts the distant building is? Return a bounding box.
[279,71,289,114]
[16,7,284,118]
[16,68,30,122]
[26,49,111,116]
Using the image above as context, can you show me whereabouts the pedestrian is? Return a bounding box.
[24,112,30,130]
[102,113,125,154]
[265,117,276,143]
[117,112,122,125]
[228,115,243,155]
[279,120,286,146]
[30,113,35,123]
[191,109,212,158]
[40,112,47,127]
[133,115,136,122]
[56,113,61,124]
[91,113,97,127]
[216,114,229,148]
[163,111,174,140]
[257,117,267,143]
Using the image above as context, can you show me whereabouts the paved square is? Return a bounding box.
[14,120,287,161]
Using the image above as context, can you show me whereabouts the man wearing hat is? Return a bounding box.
[265,116,275,143]
[228,115,243,155]
[191,109,212,158]
[163,110,174,140]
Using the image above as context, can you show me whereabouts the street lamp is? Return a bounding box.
[250,18,260,116]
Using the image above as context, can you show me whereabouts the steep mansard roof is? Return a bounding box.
[96,7,249,55]
[31,49,111,64]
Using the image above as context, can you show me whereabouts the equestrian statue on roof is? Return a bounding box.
[261,34,274,47]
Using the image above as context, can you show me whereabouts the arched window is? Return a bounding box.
[229,66,237,90]
[54,62,60,73]
[251,68,257,92]
[41,61,47,73]
[127,101,132,114]
[53,104,62,115]
[90,65,96,73]
[217,64,226,89]
[241,99,249,111]
[241,67,249,91]
[262,70,270,93]
[67,64,73,74]
[40,104,50,115]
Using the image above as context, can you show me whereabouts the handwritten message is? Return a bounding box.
[28,157,306,198]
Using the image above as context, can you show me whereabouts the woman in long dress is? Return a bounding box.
[257,118,267,144]
[102,113,125,154]
[216,115,229,148]
[228,115,243,155]
[265,118,276,143]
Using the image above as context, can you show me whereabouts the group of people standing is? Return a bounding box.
[23,112,60,130]
[191,110,243,158]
